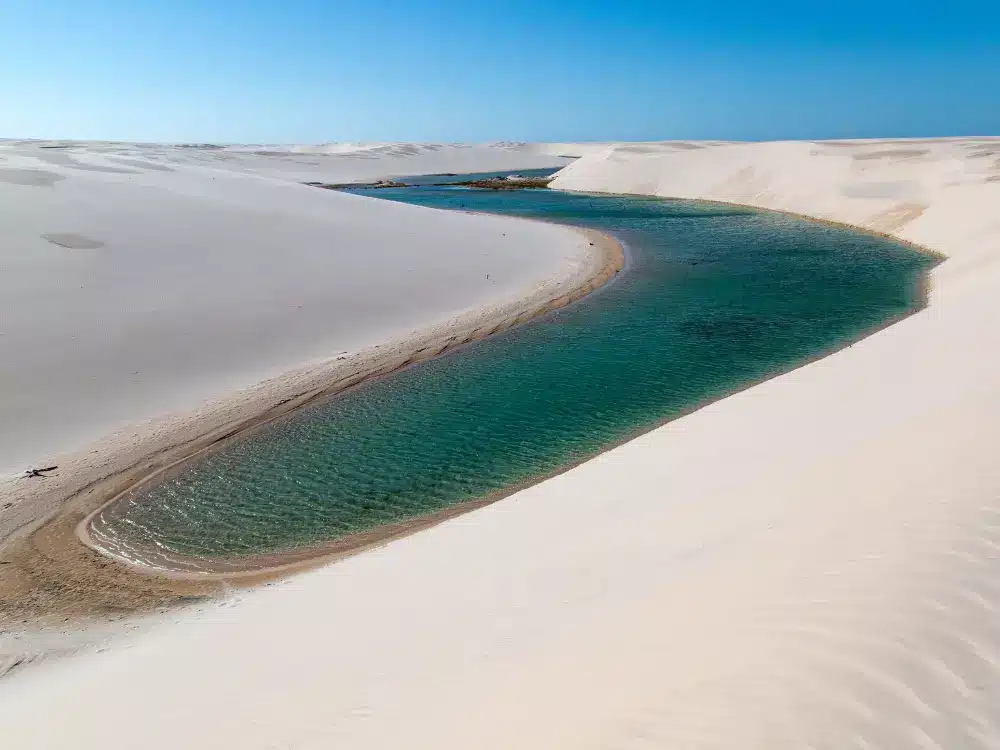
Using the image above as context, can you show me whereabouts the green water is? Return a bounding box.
[90,184,935,566]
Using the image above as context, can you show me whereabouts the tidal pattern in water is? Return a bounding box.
[90,185,935,565]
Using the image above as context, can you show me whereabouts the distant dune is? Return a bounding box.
[0,139,599,184]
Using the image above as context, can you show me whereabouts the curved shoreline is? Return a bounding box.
[0,195,936,622]
[77,200,935,582]
[0,225,624,623]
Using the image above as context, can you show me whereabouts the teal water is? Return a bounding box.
[90,183,935,566]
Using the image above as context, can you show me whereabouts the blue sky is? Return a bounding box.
[1,0,997,142]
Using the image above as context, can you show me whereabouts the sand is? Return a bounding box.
[3,138,1000,748]
[0,141,585,472]
[0,140,611,542]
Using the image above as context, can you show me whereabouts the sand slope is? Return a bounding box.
[0,140,593,479]
[3,139,1000,749]
[0,139,591,185]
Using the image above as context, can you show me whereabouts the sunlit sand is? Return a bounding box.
[3,138,1000,749]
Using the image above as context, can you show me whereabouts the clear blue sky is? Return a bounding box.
[1,0,997,143]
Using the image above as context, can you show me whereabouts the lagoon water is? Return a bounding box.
[90,179,935,566]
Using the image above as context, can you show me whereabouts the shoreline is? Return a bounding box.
[0,189,938,626]
[53,201,931,585]
[0,225,624,625]
[83,292,933,585]
[586,190,949,263]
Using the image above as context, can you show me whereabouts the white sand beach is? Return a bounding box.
[3,138,1000,748]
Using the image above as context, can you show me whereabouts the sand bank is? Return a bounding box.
[3,138,1000,749]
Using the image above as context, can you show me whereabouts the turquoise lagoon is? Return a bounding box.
[90,179,935,566]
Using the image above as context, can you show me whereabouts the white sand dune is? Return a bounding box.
[0,140,593,481]
[3,138,1000,749]
[0,139,589,185]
